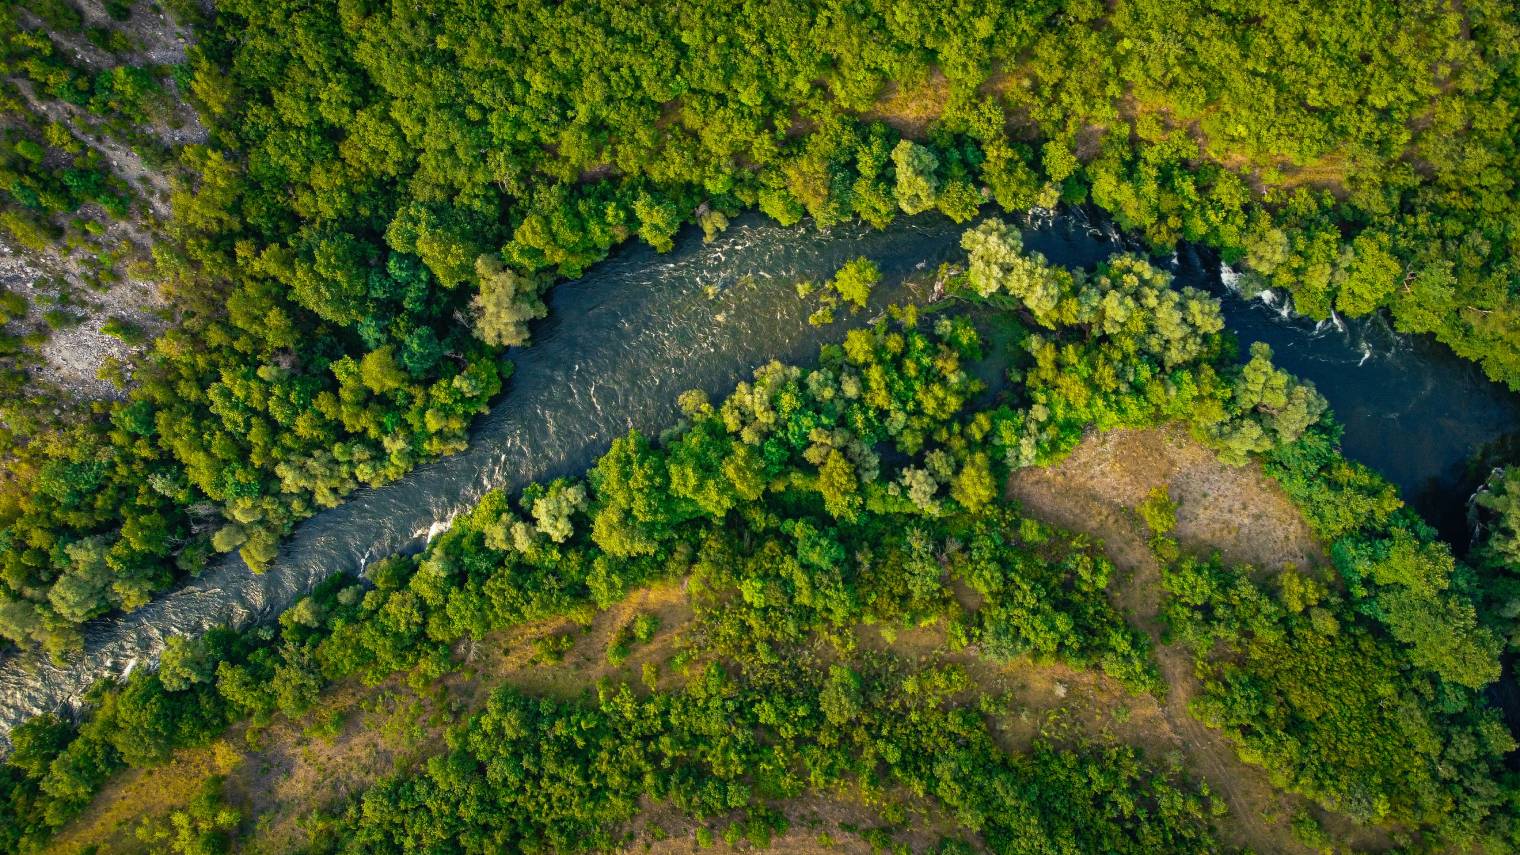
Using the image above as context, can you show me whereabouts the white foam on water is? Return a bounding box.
[1218,262,1241,292]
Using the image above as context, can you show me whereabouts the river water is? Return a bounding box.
[1,209,1515,734]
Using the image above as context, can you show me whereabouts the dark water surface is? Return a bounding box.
[1187,247,1520,545]
[1,209,1515,733]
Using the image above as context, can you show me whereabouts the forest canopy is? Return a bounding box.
[3,245,1515,852]
[2,1,1520,850]
[0,0,1518,659]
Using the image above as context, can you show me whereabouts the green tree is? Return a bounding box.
[892,141,941,215]
[471,254,546,348]
[358,346,407,395]
[829,257,879,310]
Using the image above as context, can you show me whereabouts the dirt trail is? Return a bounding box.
[45,582,697,854]
[622,790,968,855]
[1007,426,1389,854]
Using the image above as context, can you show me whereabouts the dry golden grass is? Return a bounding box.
[861,70,951,140]
[46,581,697,855]
[45,738,242,854]
[618,790,968,855]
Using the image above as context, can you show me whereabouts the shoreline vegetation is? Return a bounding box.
[5,241,1515,852]
[4,2,1520,852]
[3,0,1520,665]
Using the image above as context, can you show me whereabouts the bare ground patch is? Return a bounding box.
[862,69,950,140]
[45,582,697,854]
[1007,425,1322,578]
[1007,425,1386,853]
[0,230,166,400]
[0,0,204,403]
[620,790,970,855]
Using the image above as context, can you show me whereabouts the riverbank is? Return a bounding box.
[39,426,1404,855]
[4,208,1516,738]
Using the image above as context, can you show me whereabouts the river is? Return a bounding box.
[1,208,1515,734]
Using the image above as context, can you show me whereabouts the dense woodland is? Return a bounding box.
[0,0,1516,656]
[1,0,1520,851]
[2,241,1515,852]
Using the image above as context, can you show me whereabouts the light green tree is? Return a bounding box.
[532,480,588,543]
[959,220,1065,318]
[951,453,997,513]
[1333,231,1401,316]
[159,635,216,692]
[358,346,407,395]
[892,140,941,215]
[48,537,115,624]
[472,254,547,348]
[829,257,880,310]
